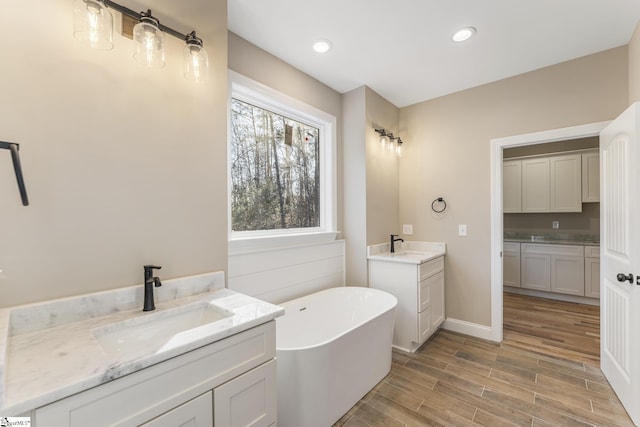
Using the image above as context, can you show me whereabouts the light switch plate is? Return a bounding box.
[458,224,467,236]
[552,221,560,229]
[403,224,413,235]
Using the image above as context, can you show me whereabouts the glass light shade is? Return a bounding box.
[133,16,165,68]
[396,142,404,156]
[184,41,209,82]
[73,0,113,50]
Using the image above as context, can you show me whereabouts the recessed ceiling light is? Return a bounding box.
[452,27,476,42]
[313,39,332,53]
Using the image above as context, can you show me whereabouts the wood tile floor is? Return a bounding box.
[334,293,633,426]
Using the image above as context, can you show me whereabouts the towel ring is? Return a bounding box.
[431,197,446,213]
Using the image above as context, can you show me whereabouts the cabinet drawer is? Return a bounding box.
[142,391,212,427]
[419,257,444,281]
[585,246,600,258]
[504,242,521,253]
[521,243,584,257]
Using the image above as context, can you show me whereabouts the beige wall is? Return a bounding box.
[399,47,628,326]
[629,21,640,104]
[342,87,368,285]
[342,86,399,286]
[0,1,228,307]
[365,88,400,246]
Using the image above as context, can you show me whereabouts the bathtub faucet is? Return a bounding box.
[390,234,404,253]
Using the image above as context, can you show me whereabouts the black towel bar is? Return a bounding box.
[1,140,29,206]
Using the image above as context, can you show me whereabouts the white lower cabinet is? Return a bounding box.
[503,242,521,287]
[584,246,601,298]
[369,256,445,353]
[214,359,276,427]
[521,253,551,291]
[520,244,585,296]
[32,322,277,427]
[551,255,585,296]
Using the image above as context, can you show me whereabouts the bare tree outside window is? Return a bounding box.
[231,98,320,232]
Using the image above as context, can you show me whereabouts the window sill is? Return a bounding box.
[229,231,339,255]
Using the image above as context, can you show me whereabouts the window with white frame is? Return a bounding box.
[229,72,336,246]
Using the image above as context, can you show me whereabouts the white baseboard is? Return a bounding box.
[442,318,496,342]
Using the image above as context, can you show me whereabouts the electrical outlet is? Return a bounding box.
[403,224,413,235]
[458,224,467,237]
[552,221,560,229]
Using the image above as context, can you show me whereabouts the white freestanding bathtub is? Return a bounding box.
[275,286,398,427]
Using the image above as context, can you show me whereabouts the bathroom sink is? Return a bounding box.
[92,301,233,357]
[374,250,440,263]
[392,250,431,258]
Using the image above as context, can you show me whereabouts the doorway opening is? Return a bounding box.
[501,137,601,362]
[489,121,609,345]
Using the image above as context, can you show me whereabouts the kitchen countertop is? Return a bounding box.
[504,233,599,246]
[367,241,446,264]
[0,271,284,415]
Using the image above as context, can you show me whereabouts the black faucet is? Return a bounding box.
[390,234,404,253]
[143,265,162,311]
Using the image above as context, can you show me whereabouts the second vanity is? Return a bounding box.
[0,271,284,426]
[368,241,446,353]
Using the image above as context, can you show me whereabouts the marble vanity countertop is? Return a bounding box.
[367,241,446,264]
[0,271,284,415]
[504,233,599,246]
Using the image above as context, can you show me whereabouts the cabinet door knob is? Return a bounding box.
[617,273,633,284]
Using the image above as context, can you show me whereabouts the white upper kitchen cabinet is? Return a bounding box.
[582,150,600,203]
[517,153,582,213]
[550,154,582,212]
[503,160,522,213]
[522,158,550,212]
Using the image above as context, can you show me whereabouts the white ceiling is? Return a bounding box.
[227,0,640,107]
[121,1,640,108]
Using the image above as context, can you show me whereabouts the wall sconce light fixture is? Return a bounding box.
[184,31,209,82]
[73,0,209,82]
[374,128,404,156]
[393,136,404,156]
[133,10,165,68]
[374,128,390,146]
[73,0,114,50]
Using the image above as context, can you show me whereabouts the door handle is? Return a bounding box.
[617,273,633,284]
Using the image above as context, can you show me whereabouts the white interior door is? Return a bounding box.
[600,102,640,425]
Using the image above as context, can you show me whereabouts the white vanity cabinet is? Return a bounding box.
[32,322,277,427]
[142,391,213,427]
[369,256,445,353]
